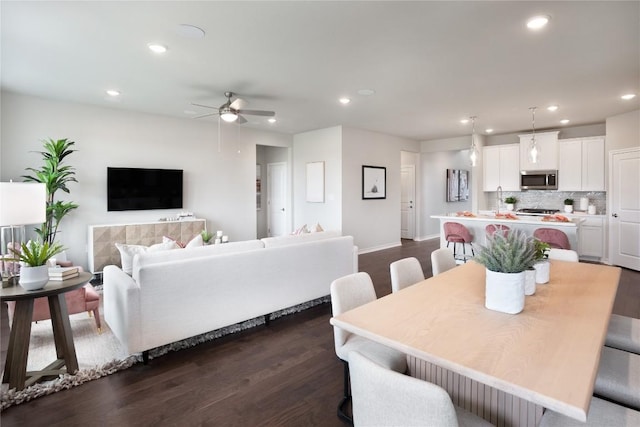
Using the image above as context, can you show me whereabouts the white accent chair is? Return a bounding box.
[548,248,579,262]
[539,396,640,426]
[349,350,493,427]
[605,314,640,355]
[330,272,407,424]
[389,257,425,293]
[431,248,457,276]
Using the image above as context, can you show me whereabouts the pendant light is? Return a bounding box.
[469,116,479,167]
[528,107,540,164]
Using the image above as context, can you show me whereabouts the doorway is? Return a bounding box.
[267,162,287,237]
[401,165,416,239]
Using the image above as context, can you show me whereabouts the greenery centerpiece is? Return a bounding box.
[474,229,537,314]
[22,138,78,245]
[533,239,551,284]
[201,230,214,245]
[10,240,64,290]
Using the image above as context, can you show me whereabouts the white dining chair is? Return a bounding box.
[594,346,640,411]
[430,248,457,276]
[605,314,640,355]
[539,396,640,426]
[548,248,579,262]
[389,257,425,293]
[349,350,493,427]
[330,272,407,424]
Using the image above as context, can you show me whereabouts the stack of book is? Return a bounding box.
[48,266,80,281]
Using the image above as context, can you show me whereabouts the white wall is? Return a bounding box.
[606,110,640,152]
[292,126,343,232]
[341,126,418,252]
[0,91,292,270]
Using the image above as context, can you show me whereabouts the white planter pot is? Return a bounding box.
[564,205,573,213]
[19,265,49,291]
[524,268,536,296]
[534,260,550,284]
[506,203,515,211]
[485,269,525,314]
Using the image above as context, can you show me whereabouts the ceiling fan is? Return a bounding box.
[192,92,275,124]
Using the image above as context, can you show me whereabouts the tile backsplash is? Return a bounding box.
[485,191,606,214]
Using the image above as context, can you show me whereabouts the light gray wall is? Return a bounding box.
[606,109,640,152]
[292,126,343,232]
[0,91,292,270]
[484,123,606,146]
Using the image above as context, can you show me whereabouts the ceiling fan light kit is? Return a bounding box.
[192,91,275,125]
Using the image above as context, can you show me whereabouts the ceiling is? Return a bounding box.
[1,1,638,142]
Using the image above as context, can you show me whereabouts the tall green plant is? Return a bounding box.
[474,229,537,273]
[22,138,78,245]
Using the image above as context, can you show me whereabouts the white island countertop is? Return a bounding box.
[431,212,581,227]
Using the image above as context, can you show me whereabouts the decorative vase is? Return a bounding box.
[485,269,525,314]
[524,268,536,296]
[19,265,49,291]
[506,203,515,211]
[564,205,573,213]
[533,260,550,284]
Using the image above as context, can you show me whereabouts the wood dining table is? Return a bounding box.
[330,260,621,426]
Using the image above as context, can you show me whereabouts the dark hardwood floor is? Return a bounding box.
[1,239,639,426]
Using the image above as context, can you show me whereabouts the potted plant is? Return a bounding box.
[563,198,574,214]
[504,196,517,211]
[22,138,78,246]
[201,230,214,245]
[533,239,551,284]
[9,240,64,290]
[474,229,537,314]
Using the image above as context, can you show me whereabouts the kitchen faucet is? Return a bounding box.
[496,185,503,214]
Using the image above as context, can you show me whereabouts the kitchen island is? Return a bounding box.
[431,212,582,250]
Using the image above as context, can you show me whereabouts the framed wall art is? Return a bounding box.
[446,168,469,202]
[362,165,386,199]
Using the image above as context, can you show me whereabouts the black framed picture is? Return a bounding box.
[446,168,469,202]
[362,165,386,199]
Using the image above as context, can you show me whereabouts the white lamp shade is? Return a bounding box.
[0,182,47,226]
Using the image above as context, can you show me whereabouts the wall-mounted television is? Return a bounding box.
[107,167,183,211]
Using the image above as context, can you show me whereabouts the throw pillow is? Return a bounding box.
[184,233,203,248]
[162,236,186,248]
[292,224,309,235]
[310,222,324,233]
[115,243,148,275]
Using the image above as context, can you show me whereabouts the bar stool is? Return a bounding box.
[533,228,571,250]
[485,224,510,237]
[443,222,474,263]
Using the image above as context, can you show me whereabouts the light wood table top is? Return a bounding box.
[330,260,621,422]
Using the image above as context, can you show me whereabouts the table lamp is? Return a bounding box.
[0,182,47,286]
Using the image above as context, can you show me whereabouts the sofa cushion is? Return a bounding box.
[261,230,341,248]
[116,241,179,274]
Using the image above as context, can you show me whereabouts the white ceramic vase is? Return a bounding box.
[524,268,536,296]
[506,203,515,211]
[564,205,573,213]
[485,269,525,314]
[534,260,550,284]
[19,265,49,291]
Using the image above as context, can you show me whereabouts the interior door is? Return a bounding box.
[401,165,416,239]
[267,162,287,237]
[609,148,640,271]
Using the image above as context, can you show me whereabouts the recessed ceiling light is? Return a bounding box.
[147,43,168,54]
[177,24,206,39]
[268,117,277,124]
[339,97,351,105]
[106,89,120,97]
[560,119,570,125]
[527,15,550,30]
[485,128,494,133]
[621,93,636,100]
[547,105,559,112]
[357,89,375,96]
[460,119,469,124]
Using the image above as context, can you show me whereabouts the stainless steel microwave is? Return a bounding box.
[520,170,558,190]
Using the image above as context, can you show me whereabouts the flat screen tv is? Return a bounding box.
[107,167,183,211]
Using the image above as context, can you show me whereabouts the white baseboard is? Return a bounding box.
[415,234,440,242]
[358,241,402,255]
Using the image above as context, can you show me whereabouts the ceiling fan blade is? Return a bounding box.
[236,115,248,124]
[237,109,275,117]
[193,112,219,119]
[191,102,218,110]
[230,98,247,110]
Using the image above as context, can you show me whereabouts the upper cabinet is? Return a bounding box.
[558,137,605,191]
[519,131,559,171]
[483,144,520,191]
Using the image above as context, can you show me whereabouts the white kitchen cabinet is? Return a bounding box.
[483,144,519,191]
[577,216,605,260]
[519,131,559,171]
[558,137,605,191]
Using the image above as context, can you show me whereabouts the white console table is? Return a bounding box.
[87,219,206,273]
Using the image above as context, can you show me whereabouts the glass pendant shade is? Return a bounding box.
[527,107,540,164]
[220,107,238,122]
[469,116,479,167]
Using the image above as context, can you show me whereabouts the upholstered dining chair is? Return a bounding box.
[594,346,640,411]
[430,248,457,276]
[548,248,579,262]
[389,257,425,293]
[349,350,493,427]
[443,222,475,262]
[533,228,571,250]
[605,314,640,355]
[539,396,640,426]
[485,223,510,237]
[330,272,407,424]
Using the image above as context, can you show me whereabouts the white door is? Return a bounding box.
[609,148,640,271]
[267,162,287,237]
[401,165,416,239]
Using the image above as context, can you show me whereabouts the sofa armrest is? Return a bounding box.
[103,265,142,355]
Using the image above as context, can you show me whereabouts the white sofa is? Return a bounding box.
[103,232,357,356]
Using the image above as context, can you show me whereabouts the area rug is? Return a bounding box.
[0,294,329,411]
